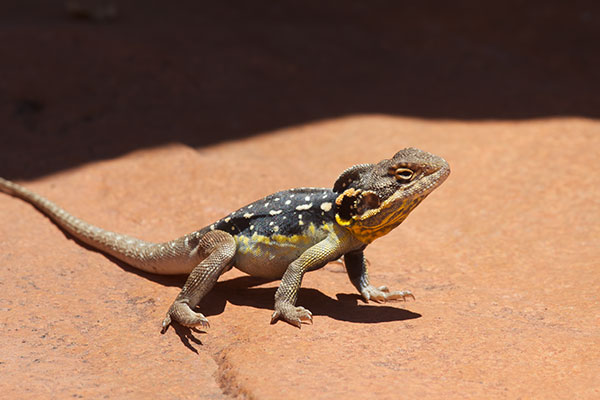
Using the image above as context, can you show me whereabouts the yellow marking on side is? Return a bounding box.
[250,233,273,245]
[235,222,335,254]
[271,233,306,245]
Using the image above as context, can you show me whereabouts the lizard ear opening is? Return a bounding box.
[355,191,380,215]
[335,189,381,222]
[333,163,373,193]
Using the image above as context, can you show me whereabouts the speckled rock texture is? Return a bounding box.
[1,2,599,399]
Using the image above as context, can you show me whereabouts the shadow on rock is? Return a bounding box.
[201,276,421,324]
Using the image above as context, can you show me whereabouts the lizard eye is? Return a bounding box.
[394,168,414,183]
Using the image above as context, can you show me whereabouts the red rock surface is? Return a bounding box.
[1,2,599,399]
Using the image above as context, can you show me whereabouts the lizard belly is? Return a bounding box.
[233,231,327,279]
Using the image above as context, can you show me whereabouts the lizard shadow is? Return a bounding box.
[64,238,420,324]
[200,276,421,324]
[82,254,420,351]
[82,248,419,347]
[63,240,420,324]
[170,323,207,354]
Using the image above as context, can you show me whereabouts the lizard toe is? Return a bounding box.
[160,314,172,334]
[362,285,414,303]
[164,300,210,331]
[272,303,313,327]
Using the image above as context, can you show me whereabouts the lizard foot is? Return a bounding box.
[161,300,210,333]
[361,285,415,303]
[271,303,313,328]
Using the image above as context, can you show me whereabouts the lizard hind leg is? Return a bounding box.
[161,230,236,333]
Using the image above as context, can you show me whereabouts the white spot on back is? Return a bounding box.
[299,220,304,226]
[269,210,282,215]
[274,198,280,201]
[248,204,253,208]
[273,226,279,232]
[225,217,231,223]
[296,203,312,211]
[304,196,310,201]
[298,214,303,219]
[269,221,274,226]
[210,224,215,230]
[244,213,254,218]
[320,202,332,212]
[285,199,291,205]
[250,225,255,230]
[265,202,270,207]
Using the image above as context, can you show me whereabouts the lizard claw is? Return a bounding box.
[361,285,415,303]
[161,314,172,334]
[271,304,313,328]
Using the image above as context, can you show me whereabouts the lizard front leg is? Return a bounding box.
[271,235,342,328]
[344,250,415,303]
[161,230,236,333]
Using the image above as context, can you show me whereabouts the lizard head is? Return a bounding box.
[333,147,450,244]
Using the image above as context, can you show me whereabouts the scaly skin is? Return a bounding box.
[0,148,450,332]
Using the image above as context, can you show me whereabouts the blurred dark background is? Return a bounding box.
[1,1,599,179]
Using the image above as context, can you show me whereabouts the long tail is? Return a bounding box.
[0,177,205,274]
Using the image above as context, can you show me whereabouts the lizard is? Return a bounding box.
[0,147,450,332]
